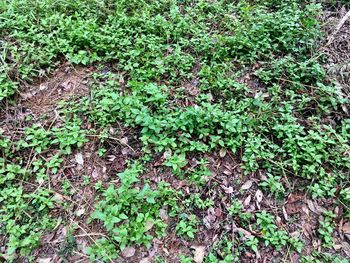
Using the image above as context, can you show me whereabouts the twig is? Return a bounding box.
[70,219,115,263]
[231,220,237,259]
[326,10,350,46]
[49,233,109,244]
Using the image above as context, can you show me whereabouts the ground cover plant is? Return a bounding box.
[0,0,350,262]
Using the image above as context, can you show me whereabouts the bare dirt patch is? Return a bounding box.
[21,65,93,116]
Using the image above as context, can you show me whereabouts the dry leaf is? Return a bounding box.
[219,148,227,158]
[91,169,99,179]
[145,220,154,231]
[255,189,263,204]
[342,222,350,234]
[276,216,283,227]
[108,155,117,162]
[287,193,304,204]
[301,204,309,216]
[342,242,350,258]
[75,153,84,166]
[54,193,64,201]
[120,137,128,145]
[223,169,232,175]
[191,245,206,263]
[290,252,299,263]
[163,150,172,159]
[242,180,253,190]
[61,81,72,91]
[75,208,85,217]
[121,247,136,258]
[285,202,303,215]
[38,258,52,263]
[282,206,289,221]
[121,147,129,155]
[221,185,234,194]
[333,244,342,250]
[243,195,252,207]
[159,209,168,221]
[139,258,151,263]
[307,200,323,214]
[237,227,253,239]
[39,83,48,91]
[203,208,216,229]
[302,223,313,239]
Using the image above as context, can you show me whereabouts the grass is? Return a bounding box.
[0,0,349,262]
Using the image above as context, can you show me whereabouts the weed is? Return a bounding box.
[58,236,77,260]
[180,255,193,263]
[51,117,87,154]
[176,214,198,239]
[90,162,181,250]
[255,210,303,252]
[245,236,259,253]
[86,238,118,263]
[259,174,285,198]
[318,211,336,248]
[228,199,244,217]
[0,0,349,261]
[205,237,234,263]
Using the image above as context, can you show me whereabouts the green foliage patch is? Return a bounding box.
[0,0,349,262]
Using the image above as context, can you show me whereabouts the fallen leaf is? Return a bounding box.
[290,252,299,263]
[145,220,154,231]
[75,208,85,217]
[215,208,222,217]
[282,206,289,221]
[163,150,172,159]
[139,258,151,263]
[223,169,232,175]
[243,195,252,207]
[287,193,304,204]
[120,137,128,145]
[242,180,253,190]
[121,247,136,258]
[61,81,72,91]
[221,185,233,194]
[219,148,227,158]
[276,216,283,227]
[307,200,323,214]
[107,155,117,162]
[302,223,313,239]
[342,222,350,234]
[285,202,303,215]
[38,258,52,263]
[301,204,309,216]
[121,147,129,155]
[39,83,48,91]
[159,209,168,221]
[42,232,55,243]
[54,193,64,201]
[109,127,116,135]
[255,189,263,208]
[91,169,99,179]
[75,153,84,166]
[191,245,206,263]
[333,244,342,250]
[203,208,216,229]
[80,239,88,254]
[342,242,350,258]
[237,227,253,239]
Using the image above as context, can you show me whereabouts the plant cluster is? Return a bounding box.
[0,0,349,261]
